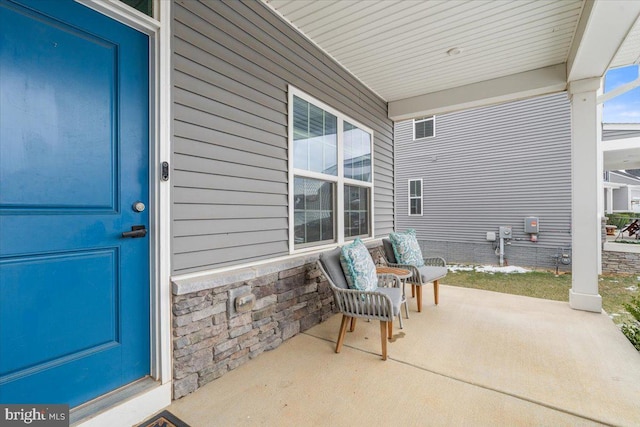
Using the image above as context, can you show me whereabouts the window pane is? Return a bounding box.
[293,96,337,175]
[294,177,335,245]
[410,180,421,197]
[343,121,371,182]
[415,118,434,139]
[119,0,153,17]
[410,199,421,215]
[344,185,370,238]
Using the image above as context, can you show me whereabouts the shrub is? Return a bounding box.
[622,295,640,351]
[621,324,640,351]
[626,294,640,321]
[606,212,638,229]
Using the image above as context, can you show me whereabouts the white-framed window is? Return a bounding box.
[288,86,374,251]
[118,0,154,18]
[408,179,423,216]
[413,116,435,140]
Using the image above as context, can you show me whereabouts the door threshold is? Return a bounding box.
[70,377,159,426]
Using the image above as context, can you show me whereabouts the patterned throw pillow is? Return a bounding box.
[389,229,425,267]
[340,239,378,292]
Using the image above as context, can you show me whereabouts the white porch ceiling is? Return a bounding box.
[611,12,640,68]
[264,0,640,119]
[266,0,583,101]
[604,147,640,171]
[603,136,640,170]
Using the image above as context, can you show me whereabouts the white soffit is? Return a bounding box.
[264,0,584,102]
[566,1,640,82]
[610,15,640,68]
[604,148,640,171]
[603,137,640,170]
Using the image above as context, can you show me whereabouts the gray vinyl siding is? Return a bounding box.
[602,129,640,141]
[171,0,393,274]
[395,92,572,268]
[612,189,626,209]
[609,172,640,186]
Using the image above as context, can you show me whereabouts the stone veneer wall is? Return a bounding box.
[171,244,386,399]
[601,218,640,275]
[602,246,640,275]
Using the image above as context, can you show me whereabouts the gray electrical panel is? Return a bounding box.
[524,217,539,233]
[499,226,512,239]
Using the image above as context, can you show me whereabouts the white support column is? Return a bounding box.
[605,187,613,214]
[568,77,603,313]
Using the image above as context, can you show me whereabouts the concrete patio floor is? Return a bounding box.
[167,285,640,426]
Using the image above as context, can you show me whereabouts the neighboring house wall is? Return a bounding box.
[613,188,630,211]
[395,93,572,269]
[602,129,640,141]
[609,172,640,186]
[169,0,393,399]
[608,172,640,212]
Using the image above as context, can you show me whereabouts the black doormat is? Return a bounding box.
[137,410,190,427]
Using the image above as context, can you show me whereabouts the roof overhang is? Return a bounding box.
[603,136,640,170]
[567,0,640,82]
[264,0,640,120]
[388,64,566,121]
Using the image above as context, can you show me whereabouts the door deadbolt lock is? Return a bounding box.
[132,201,145,212]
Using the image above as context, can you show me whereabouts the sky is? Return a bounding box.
[603,64,640,123]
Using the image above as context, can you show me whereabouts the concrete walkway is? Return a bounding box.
[167,285,640,426]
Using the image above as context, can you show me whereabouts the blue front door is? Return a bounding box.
[0,0,150,407]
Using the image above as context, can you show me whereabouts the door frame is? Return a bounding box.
[72,0,172,424]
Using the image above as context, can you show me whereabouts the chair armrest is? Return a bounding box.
[423,257,447,267]
[331,287,395,320]
[386,263,421,283]
[376,273,402,288]
[386,259,447,284]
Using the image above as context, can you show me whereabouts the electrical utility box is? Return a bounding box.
[499,226,512,239]
[524,217,539,233]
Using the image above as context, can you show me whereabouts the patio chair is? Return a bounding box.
[318,247,404,361]
[382,238,447,311]
[622,219,639,239]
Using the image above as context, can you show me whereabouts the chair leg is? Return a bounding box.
[380,321,388,360]
[387,320,393,338]
[411,284,416,298]
[336,315,349,353]
[349,317,357,332]
[416,285,423,312]
[434,280,439,305]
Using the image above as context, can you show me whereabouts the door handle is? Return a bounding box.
[122,225,147,238]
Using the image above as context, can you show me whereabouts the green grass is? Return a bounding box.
[443,268,640,325]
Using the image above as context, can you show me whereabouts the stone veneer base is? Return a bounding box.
[602,242,640,275]
[170,244,386,399]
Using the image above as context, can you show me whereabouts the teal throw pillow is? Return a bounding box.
[389,229,425,267]
[340,239,378,292]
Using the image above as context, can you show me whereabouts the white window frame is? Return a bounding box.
[413,116,436,140]
[288,86,375,253]
[408,179,423,216]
